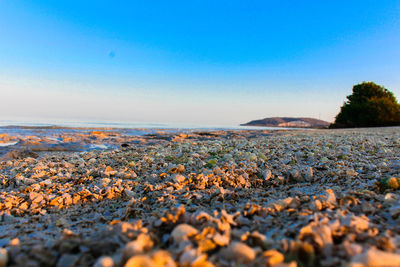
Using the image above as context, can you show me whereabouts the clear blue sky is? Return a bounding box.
[1,1,399,125]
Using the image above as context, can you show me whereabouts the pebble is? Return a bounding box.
[350,248,400,267]
[263,169,272,180]
[171,174,186,184]
[94,256,114,267]
[263,249,284,266]
[0,127,399,266]
[124,255,155,267]
[56,254,79,267]
[224,242,256,263]
[0,248,7,267]
[171,224,198,243]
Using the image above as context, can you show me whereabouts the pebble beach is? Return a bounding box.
[1,127,400,267]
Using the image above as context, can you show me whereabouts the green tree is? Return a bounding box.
[330,82,400,128]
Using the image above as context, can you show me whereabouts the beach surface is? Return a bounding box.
[0,127,400,267]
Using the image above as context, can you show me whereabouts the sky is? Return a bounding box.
[1,0,400,126]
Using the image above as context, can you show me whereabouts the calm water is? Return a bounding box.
[0,119,300,137]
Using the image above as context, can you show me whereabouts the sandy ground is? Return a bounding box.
[0,127,400,267]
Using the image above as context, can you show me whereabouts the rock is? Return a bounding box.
[171,224,198,243]
[176,164,185,173]
[288,169,303,182]
[168,164,185,174]
[322,189,337,206]
[105,166,117,176]
[0,248,7,267]
[305,166,314,181]
[249,231,271,249]
[342,242,363,257]
[384,193,398,202]
[389,205,400,218]
[56,254,79,267]
[388,177,399,189]
[346,168,358,177]
[124,255,155,267]
[152,250,176,267]
[341,215,369,232]
[350,248,400,267]
[171,174,186,184]
[123,241,144,259]
[179,249,205,265]
[62,193,73,205]
[9,238,19,246]
[263,249,284,266]
[263,169,272,180]
[223,242,256,263]
[94,256,114,267]
[299,221,333,256]
[29,192,44,203]
[2,213,17,223]
[136,234,154,251]
[213,233,230,246]
[310,199,323,211]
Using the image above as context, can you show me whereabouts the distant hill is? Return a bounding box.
[241,117,330,128]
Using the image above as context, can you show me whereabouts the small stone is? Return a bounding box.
[105,166,117,176]
[56,254,79,267]
[305,166,314,181]
[311,199,322,211]
[3,213,17,223]
[171,174,186,184]
[171,224,198,243]
[324,189,337,206]
[0,248,7,267]
[320,157,329,163]
[263,249,284,266]
[213,233,230,246]
[105,166,114,172]
[168,164,179,174]
[62,193,73,206]
[180,249,203,265]
[346,169,358,177]
[263,169,272,180]
[41,179,52,186]
[136,234,154,251]
[124,255,155,267]
[384,193,398,202]
[342,242,363,257]
[389,205,400,218]
[9,238,19,246]
[176,164,185,173]
[29,192,44,203]
[289,169,302,182]
[224,242,256,263]
[342,215,369,232]
[123,241,144,259]
[94,256,114,267]
[350,248,400,267]
[299,221,333,255]
[388,177,399,189]
[152,250,176,267]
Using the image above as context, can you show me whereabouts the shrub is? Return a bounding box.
[330,82,400,128]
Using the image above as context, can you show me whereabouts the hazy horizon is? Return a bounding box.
[1,1,400,125]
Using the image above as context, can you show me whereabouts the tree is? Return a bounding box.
[330,82,400,128]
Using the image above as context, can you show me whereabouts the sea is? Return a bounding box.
[0,119,298,137]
